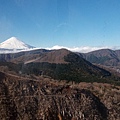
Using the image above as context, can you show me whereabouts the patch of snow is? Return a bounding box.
[0,37,34,49]
[0,37,35,53]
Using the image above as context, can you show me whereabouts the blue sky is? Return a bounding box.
[0,0,120,50]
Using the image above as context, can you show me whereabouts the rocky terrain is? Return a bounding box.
[0,71,120,120]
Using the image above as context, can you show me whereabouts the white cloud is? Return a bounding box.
[46,45,120,53]
[53,22,71,33]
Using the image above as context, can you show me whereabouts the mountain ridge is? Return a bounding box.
[0,48,111,83]
[80,49,120,66]
[78,49,120,78]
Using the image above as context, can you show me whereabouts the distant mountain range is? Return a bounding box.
[80,49,120,66]
[0,37,120,83]
[78,49,120,77]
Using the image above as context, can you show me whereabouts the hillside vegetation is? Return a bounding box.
[0,71,119,120]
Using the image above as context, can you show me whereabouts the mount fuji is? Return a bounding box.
[0,37,35,53]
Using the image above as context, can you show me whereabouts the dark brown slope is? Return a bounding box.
[12,49,71,64]
[115,50,120,59]
[0,72,108,120]
[0,49,70,64]
[0,49,51,63]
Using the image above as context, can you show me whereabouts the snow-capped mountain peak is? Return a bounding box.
[0,37,34,50]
